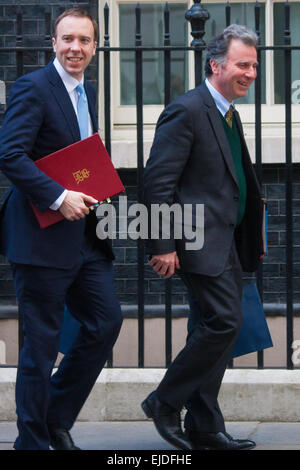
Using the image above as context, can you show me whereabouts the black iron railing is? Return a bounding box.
[0,1,298,370]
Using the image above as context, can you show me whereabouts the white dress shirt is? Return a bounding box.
[205,77,233,117]
[49,57,93,210]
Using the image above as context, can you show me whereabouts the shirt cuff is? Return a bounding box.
[49,190,68,210]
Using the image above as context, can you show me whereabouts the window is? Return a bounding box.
[274,1,300,104]
[98,0,300,166]
[116,1,266,109]
[201,2,266,104]
[106,0,188,125]
[119,3,188,105]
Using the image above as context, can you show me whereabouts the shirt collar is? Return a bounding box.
[205,78,233,117]
[53,57,84,93]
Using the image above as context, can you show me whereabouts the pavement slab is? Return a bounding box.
[0,421,300,451]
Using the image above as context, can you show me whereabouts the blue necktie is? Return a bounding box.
[76,83,89,140]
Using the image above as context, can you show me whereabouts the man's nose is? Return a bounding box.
[246,66,257,79]
[70,39,81,51]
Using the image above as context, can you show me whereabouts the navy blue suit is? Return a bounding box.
[0,61,122,450]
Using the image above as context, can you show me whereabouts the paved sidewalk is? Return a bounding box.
[0,421,300,450]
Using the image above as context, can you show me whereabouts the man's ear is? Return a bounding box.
[52,37,56,53]
[209,59,219,75]
[92,41,97,56]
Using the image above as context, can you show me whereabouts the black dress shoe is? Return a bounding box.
[49,428,81,450]
[186,430,256,450]
[141,391,192,450]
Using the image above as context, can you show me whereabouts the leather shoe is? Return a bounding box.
[49,428,81,450]
[186,430,256,450]
[141,391,192,450]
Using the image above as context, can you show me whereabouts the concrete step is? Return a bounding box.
[1,368,300,422]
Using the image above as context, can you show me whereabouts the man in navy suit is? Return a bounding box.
[0,8,122,450]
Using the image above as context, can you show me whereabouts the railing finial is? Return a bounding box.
[185,0,210,47]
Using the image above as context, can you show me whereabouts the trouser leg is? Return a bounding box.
[12,243,122,449]
[156,243,243,432]
[183,294,227,431]
[12,264,72,450]
[47,257,122,429]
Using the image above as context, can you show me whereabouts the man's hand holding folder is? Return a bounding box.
[59,190,98,221]
[31,133,125,228]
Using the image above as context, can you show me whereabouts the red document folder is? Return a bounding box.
[31,133,125,228]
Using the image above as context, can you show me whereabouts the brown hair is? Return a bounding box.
[53,8,98,41]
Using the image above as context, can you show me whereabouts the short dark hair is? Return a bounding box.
[205,24,258,77]
[53,8,98,41]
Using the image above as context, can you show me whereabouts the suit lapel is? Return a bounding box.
[45,62,81,142]
[84,82,98,133]
[199,83,238,187]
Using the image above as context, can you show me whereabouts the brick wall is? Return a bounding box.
[262,165,300,305]
[0,0,98,124]
[0,163,299,316]
[0,0,98,310]
[112,165,300,315]
[0,1,299,320]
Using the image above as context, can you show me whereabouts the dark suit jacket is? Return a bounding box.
[0,61,113,268]
[144,82,263,276]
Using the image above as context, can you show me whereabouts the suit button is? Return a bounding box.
[229,223,235,228]
[233,195,239,201]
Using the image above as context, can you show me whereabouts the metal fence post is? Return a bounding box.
[163,3,173,367]
[44,8,52,65]
[16,7,23,79]
[254,1,264,369]
[135,4,145,368]
[185,0,210,86]
[103,3,111,158]
[284,0,294,370]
